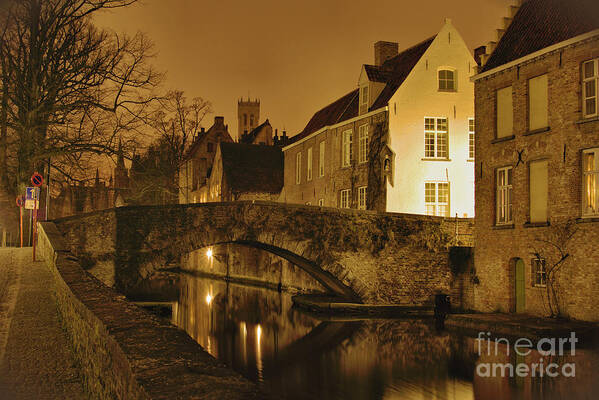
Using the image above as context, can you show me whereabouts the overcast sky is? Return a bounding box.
[95,0,511,141]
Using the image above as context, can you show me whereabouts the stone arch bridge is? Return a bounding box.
[53,201,473,306]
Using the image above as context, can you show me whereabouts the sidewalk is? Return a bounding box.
[446,312,599,345]
[0,248,86,399]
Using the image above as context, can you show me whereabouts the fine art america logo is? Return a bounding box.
[476,332,577,378]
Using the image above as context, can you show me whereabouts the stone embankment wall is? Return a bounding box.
[54,201,474,308]
[37,222,265,400]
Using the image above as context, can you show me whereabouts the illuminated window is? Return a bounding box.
[468,118,475,160]
[532,258,547,287]
[583,148,599,217]
[496,166,513,225]
[360,86,369,114]
[528,74,548,130]
[342,129,352,167]
[496,86,513,138]
[583,59,598,118]
[358,124,369,164]
[319,141,325,177]
[358,186,367,210]
[307,147,313,181]
[438,69,456,91]
[425,182,449,217]
[340,189,351,208]
[295,152,301,184]
[424,117,448,159]
[318,198,324,206]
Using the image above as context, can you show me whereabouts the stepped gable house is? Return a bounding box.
[472,0,599,321]
[281,19,475,216]
[179,116,234,204]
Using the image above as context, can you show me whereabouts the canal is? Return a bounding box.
[135,245,599,399]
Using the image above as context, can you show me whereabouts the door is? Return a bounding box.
[515,259,525,313]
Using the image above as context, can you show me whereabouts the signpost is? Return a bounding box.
[15,195,24,248]
[30,172,43,261]
[25,187,40,210]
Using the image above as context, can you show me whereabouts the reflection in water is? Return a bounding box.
[167,273,599,400]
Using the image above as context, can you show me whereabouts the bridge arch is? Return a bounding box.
[182,240,361,301]
[54,201,473,307]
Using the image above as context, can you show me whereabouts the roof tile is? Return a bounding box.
[482,0,599,72]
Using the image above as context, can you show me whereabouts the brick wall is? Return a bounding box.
[282,111,385,208]
[474,37,599,321]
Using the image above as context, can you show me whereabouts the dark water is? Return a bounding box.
[152,273,599,400]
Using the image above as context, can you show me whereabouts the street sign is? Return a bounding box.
[25,187,40,210]
[16,195,24,207]
[31,172,43,187]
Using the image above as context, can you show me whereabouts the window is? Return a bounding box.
[529,74,548,131]
[532,258,547,287]
[425,182,449,217]
[360,86,369,114]
[529,160,548,223]
[295,152,301,184]
[319,141,325,177]
[438,69,456,91]
[424,117,448,159]
[496,86,513,138]
[358,186,367,210]
[318,198,324,207]
[207,142,214,153]
[244,114,247,126]
[583,148,599,217]
[583,59,598,117]
[340,189,351,208]
[342,129,352,167]
[250,114,254,128]
[496,167,513,225]
[359,124,369,163]
[307,147,313,181]
[468,118,475,159]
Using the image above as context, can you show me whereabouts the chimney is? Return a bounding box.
[374,41,399,66]
[214,116,224,125]
[474,46,486,67]
[201,127,205,133]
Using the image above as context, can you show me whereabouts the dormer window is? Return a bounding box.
[360,85,369,114]
[438,69,456,91]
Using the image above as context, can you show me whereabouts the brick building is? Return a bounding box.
[472,0,599,321]
[50,141,131,218]
[179,116,234,204]
[281,19,475,216]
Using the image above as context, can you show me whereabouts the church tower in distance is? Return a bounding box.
[237,98,260,141]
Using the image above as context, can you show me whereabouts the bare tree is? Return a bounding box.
[127,90,211,205]
[531,219,579,318]
[0,0,161,194]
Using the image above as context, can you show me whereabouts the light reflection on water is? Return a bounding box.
[167,273,599,400]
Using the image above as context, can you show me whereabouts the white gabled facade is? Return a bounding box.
[282,20,475,217]
[386,20,475,217]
